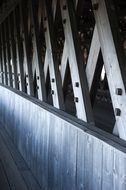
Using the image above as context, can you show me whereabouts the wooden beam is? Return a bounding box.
[0,33,4,84]
[60,0,94,122]
[43,0,65,110]
[19,1,34,96]
[4,20,13,87]
[91,0,126,139]
[1,25,8,85]
[44,0,58,81]
[86,25,100,91]
[8,15,18,89]
[13,7,25,92]
[30,0,47,101]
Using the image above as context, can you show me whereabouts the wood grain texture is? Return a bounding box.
[0,85,126,189]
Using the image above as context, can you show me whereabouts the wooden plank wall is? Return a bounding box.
[1,0,126,139]
[0,85,126,190]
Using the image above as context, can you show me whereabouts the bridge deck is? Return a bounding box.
[0,123,42,190]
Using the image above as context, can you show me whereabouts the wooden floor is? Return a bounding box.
[0,123,42,190]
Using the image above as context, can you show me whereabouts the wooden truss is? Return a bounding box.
[0,0,126,139]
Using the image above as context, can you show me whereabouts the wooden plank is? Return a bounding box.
[52,0,57,19]
[13,7,25,92]
[48,116,62,190]
[90,50,103,105]
[30,0,47,101]
[0,124,28,170]
[44,0,58,81]
[0,160,11,190]
[31,107,50,190]
[0,123,42,190]
[0,133,28,190]
[48,0,78,86]
[60,40,68,86]
[84,134,93,189]
[43,0,65,110]
[92,138,103,190]
[4,20,13,87]
[47,115,56,189]
[60,123,77,190]
[76,130,86,190]
[113,150,126,190]
[8,13,18,89]
[21,170,42,190]
[102,145,114,190]
[19,1,34,96]
[2,85,126,189]
[60,0,94,122]
[1,25,8,85]
[91,0,126,139]
[2,22,10,86]
[0,35,4,83]
[40,110,50,190]
[86,25,100,91]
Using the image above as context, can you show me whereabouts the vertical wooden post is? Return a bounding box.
[30,0,47,101]
[19,1,34,96]
[1,25,8,85]
[13,7,25,92]
[4,19,13,87]
[0,36,4,84]
[8,14,18,89]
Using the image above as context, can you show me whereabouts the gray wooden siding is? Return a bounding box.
[0,85,126,190]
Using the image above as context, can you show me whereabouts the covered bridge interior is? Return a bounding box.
[0,0,126,189]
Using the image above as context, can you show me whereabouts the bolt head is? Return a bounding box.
[74,97,79,103]
[51,90,54,95]
[52,78,55,83]
[116,88,123,96]
[75,82,79,87]
[115,108,121,116]
[93,3,99,10]
[63,19,66,24]
[63,5,67,10]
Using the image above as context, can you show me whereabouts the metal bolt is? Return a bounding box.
[63,19,66,24]
[74,97,79,103]
[37,86,39,89]
[26,74,28,78]
[93,3,99,10]
[52,78,55,83]
[63,5,67,10]
[37,76,39,80]
[116,88,123,96]
[115,108,121,116]
[75,82,79,87]
[51,90,54,95]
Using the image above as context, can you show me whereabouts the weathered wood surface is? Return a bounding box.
[0,118,42,190]
[0,85,126,190]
